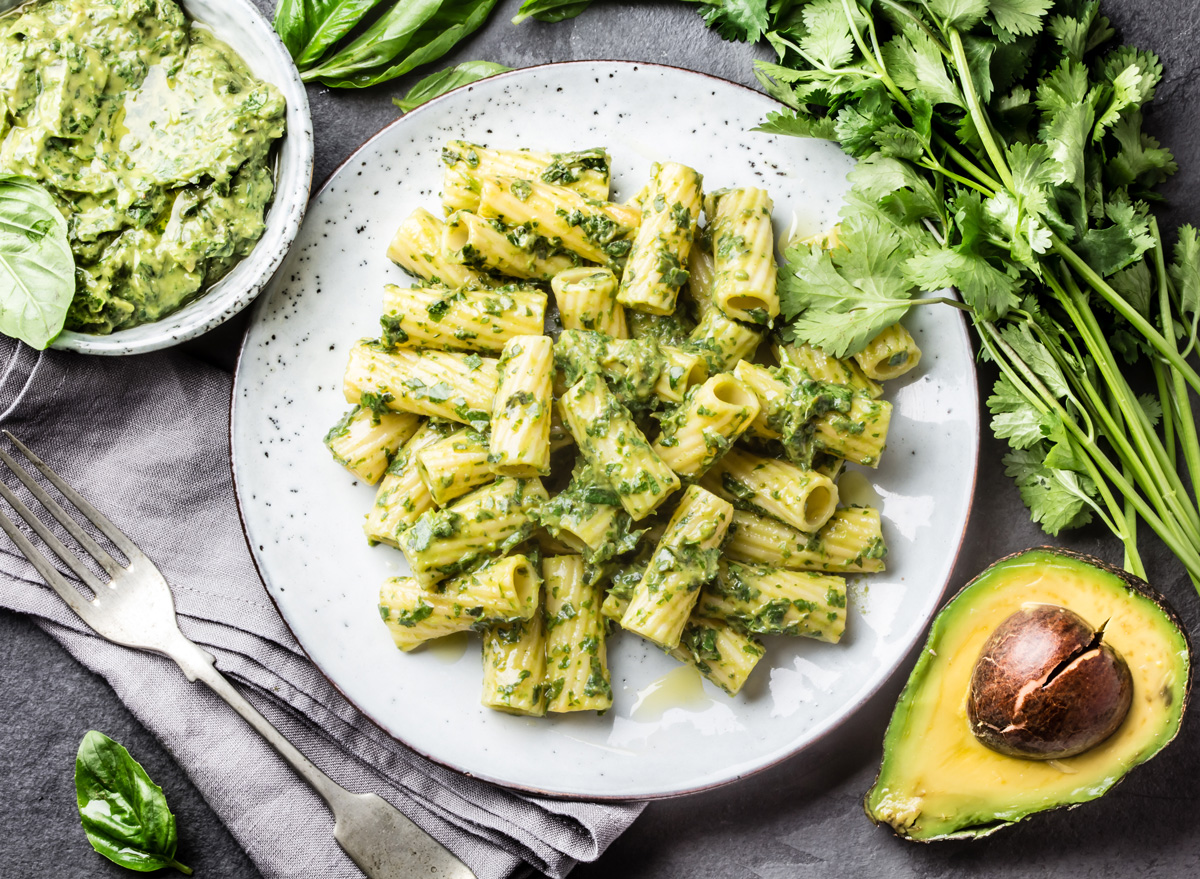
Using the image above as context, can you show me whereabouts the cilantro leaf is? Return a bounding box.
[1004,446,1096,534]
[694,0,770,43]
[988,0,1053,38]
[753,108,837,139]
[799,0,858,70]
[987,374,1045,449]
[1170,225,1200,351]
[928,0,988,30]
[906,241,1021,319]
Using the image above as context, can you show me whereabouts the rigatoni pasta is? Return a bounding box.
[364,421,453,546]
[552,267,627,337]
[617,161,702,315]
[441,141,611,213]
[489,335,553,477]
[330,140,919,714]
[620,486,734,649]
[380,283,545,353]
[477,176,640,267]
[558,373,680,521]
[324,405,420,484]
[652,373,760,479]
[344,341,499,428]
[705,187,778,325]
[544,555,612,713]
[386,208,492,289]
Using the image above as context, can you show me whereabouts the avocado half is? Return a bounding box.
[864,547,1191,841]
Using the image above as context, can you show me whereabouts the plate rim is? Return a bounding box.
[228,58,982,801]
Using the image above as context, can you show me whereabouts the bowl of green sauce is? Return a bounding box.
[0,0,313,354]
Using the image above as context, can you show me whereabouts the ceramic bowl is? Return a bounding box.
[50,0,313,356]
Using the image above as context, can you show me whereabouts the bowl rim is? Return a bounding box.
[49,0,314,356]
[228,59,983,801]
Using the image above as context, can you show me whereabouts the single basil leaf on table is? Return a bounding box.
[0,174,74,350]
[511,0,594,25]
[305,0,500,88]
[394,60,512,112]
[75,730,193,875]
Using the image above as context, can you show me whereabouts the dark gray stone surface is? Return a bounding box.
[4,1,1200,877]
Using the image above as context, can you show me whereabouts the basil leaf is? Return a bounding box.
[305,0,500,88]
[394,60,512,112]
[512,0,593,24]
[0,175,74,350]
[75,731,192,875]
[295,0,392,69]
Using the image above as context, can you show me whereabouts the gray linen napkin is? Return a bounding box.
[0,336,644,879]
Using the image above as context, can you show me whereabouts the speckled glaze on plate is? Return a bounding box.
[231,61,980,800]
[50,0,314,356]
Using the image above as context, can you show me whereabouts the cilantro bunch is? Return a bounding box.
[690,0,1200,586]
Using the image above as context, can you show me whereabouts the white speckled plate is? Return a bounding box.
[231,62,979,800]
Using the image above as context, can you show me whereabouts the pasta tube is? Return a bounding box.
[701,448,838,534]
[344,341,498,429]
[386,208,493,289]
[489,335,553,477]
[652,374,760,479]
[654,345,709,404]
[669,616,765,696]
[535,463,640,562]
[442,141,611,212]
[620,486,734,649]
[380,284,546,354]
[776,342,882,399]
[617,162,703,315]
[687,305,764,372]
[379,577,477,651]
[554,329,663,408]
[552,267,627,338]
[477,176,640,267]
[558,373,680,520]
[705,187,778,325]
[443,211,579,281]
[698,561,847,643]
[481,608,547,716]
[399,478,548,588]
[364,421,452,545]
[725,507,887,573]
[812,395,893,468]
[444,554,540,621]
[324,405,420,485]
[415,428,494,506]
[732,360,788,440]
[853,323,923,380]
[544,555,612,713]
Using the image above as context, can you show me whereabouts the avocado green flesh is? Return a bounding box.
[0,0,286,334]
[866,549,1190,841]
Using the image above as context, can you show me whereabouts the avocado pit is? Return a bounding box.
[967,604,1133,759]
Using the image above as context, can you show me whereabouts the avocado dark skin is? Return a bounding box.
[967,605,1134,759]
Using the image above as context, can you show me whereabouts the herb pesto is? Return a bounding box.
[0,0,286,333]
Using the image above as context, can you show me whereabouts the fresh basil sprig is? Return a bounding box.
[394,60,512,112]
[0,175,74,350]
[511,0,594,24]
[75,731,193,875]
[275,0,501,88]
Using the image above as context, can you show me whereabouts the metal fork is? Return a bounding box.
[0,432,476,879]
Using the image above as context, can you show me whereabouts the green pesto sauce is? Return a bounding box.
[0,0,286,333]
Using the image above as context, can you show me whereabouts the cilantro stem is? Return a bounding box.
[921,157,992,196]
[932,134,1000,192]
[948,29,1014,192]
[978,322,1137,561]
[875,0,951,58]
[1052,234,1200,395]
[1151,217,1200,510]
[980,321,1200,579]
[1052,271,1200,543]
[910,296,970,310]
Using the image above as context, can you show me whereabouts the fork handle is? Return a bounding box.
[163,634,475,878]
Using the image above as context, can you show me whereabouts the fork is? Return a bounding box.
[0,432,476,879]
